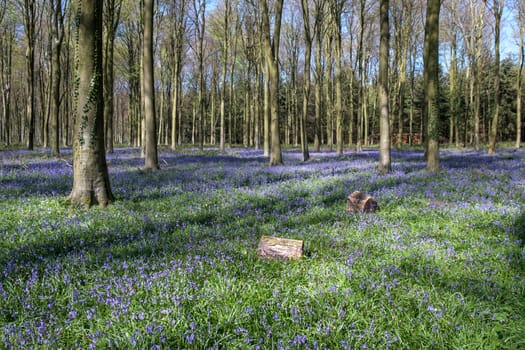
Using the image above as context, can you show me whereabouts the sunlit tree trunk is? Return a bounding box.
[300,0,312,161]
[143,0,159,170]
[325,32,334,151]
[332,0,345,155]
[68,0,113,207]
[313,0,325,152]
[378,0,391,174]
[1,3,14,146]
[356,0,366,152]
[449,31,461,148]
[170,0,187,149]
[260,0,284,165]
[488,0,503,154]
[424,0,441,172]
[219,0,231,152]
[517,3,524,149]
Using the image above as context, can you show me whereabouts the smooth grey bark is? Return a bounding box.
[68,0,113,207]
[50,0,65,155]
[517,1,524,149]
[331,0,345,155]
[260,0,284,165]
[103,0,122,154]
[219,0,231,152]
[488,0,503,154]
[300,0,312,161]
[378,0,391,174]
[143,0,159,170]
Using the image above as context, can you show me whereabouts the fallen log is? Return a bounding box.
[346,191,379,213]
[257,235,304,260]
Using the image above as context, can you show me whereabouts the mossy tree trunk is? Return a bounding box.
[68,0,113,208]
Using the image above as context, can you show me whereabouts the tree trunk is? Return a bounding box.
[313,1,324,152]
[50,0,64,156]
[68,0,113,208]
[143,0,159,170]
[517,15,524,149]
[332,1,344,155]
[424,0,441,172]
[1,20,13,146]
[488,0,503,154]
[325,33,333,152]
[219,0,231,152]
[300,0,312,161]
[378,0,391,174]
[449,31,460,148]
[103,0,122,154]
[23,0,36,150]
[260,0,284,166]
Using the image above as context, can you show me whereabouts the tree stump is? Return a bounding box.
[257,235,304,260]
[346,191,379,213]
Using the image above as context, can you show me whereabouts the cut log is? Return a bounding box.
[257,235,304,260]
[346,191,379,213]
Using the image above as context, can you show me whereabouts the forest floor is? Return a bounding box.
[0,146,524,349]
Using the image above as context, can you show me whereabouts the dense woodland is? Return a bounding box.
[0,0,523,155]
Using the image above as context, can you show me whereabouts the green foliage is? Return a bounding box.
[0,148,524,349]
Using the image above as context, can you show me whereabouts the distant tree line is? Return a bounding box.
[0,0,523,154]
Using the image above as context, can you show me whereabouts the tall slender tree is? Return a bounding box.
[488,0,504,154]
[300,0,313,161]
[219,0,232,152]
[143,0,159,170]
[424,0,441,172]
[312,0,325,152]
[18,0,37,149]
[68,0,113,207]
[103,0,123,154]
[378,0,391,174]
[331,0,345,155]
[516,0,524,149]
[50,0,66,155]
[170,0,188,149]
[0,0,14,146]
[260,0,284,165]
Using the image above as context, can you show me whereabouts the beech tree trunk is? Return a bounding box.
[50,0,65,156]
[68,0,113,207]
[21,0,36,150]
[488,0,503,154]
[103,0,122,154]
[300,0,311,161]
[378,0,391,174]
[143,0,159,170]
[332,1,345,155]
[260,0,284,166]
[517,8,524,149]
[424,0,441,172]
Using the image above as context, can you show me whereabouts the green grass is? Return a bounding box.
[0,147,524,349]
